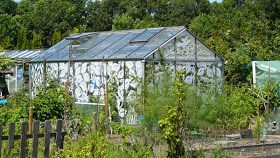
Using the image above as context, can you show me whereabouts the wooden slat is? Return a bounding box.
[0,122,3,157]
[56,119,63,149]
[0,119,67,158]
[8,122,15,155]
[32,120,40,158]
[1,132,67,140]
[44,120,51,158]
[20,121,28,158]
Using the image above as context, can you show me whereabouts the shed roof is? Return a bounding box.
[0,49,45,62]
[32,26,186,62]
[31,26,223,63]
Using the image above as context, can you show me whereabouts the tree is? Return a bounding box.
[189,0,279,84]
[112,13,134,31]
[0,0,18,15]
[52,31,62,46]
[2,36,12,50]
[15,0,36,39]
[112,13,159,31]
[32,32,42,49]
[33,0,78,47]
[0,14,20,49]
[16,27,29,50]
[150,0,210,27]
[85,0,125,32]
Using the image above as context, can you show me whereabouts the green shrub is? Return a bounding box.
[0,92,30,125]
[32,80,74,121]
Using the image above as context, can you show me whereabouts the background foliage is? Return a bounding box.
[0,0,278,84]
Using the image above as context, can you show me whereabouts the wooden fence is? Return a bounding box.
[0,119,66,158]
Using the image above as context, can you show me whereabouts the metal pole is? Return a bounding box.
[64,44,72,126]
[267,67,270,111]
[28,64,33,134]
[105,63,109,133]
[43,58,46,94]
[252,61,256,88]
[15,65,18,92]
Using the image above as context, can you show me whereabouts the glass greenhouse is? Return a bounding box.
[30,26,224,123]
[0,49,44,95]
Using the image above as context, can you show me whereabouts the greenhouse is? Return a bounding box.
[30,26,224,123]
[0,49,44,96]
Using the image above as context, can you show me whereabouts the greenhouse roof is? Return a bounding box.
[31,26,187,62]
[0,49,45,61]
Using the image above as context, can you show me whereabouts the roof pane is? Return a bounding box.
[73,33,111,58]
[109,43,144,59]
[94,32,140,59]
[46,46,70,61]
[32,39,72,62]
[127,28,180,58]
[77,33,127,60]
[66,32,94,39]
[130,28,164,43]
[75,33,103,50]
[0,49,44,60]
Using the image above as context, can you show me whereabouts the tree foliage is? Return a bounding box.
[189,0,280,83]
[0,0,278,84]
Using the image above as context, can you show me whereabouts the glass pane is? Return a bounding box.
[79,33,126,59]
[197,42,216,61]
[130,28,164,43]
[75,33,103,50]
[94,32,140,59]
[66,32,94,39]
[109,43,144,59]
[47,46,70,61]
[128,28,176,59]
[10,50,28,58]
[24,50,44,59]
[32,39,72,62]
[74,33,111,59]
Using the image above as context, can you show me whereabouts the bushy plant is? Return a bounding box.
[54,131,154,158]
[0,92,30,125]
[210,147,230,158]
[32,80,74,121]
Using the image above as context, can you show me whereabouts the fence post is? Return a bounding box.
[8,122,15,155]
[0,122,3,157]
[20,121,28,158]
[56,119,63,149]
[44,120,51,158]
[32,120,40,158]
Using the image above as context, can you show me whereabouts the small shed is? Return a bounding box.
[30,26,224,123]
[0,49,44,94]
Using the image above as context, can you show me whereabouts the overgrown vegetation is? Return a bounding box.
[1,0,280,157]
[32,80,75,121]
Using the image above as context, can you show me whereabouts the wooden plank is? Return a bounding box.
[56,119,63,149]
[1,132,67,140]
[20,121,28,158]
[0,122,3,157]
[8,122,15,155]
[32,120,40,158]
[44,120,51,158]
